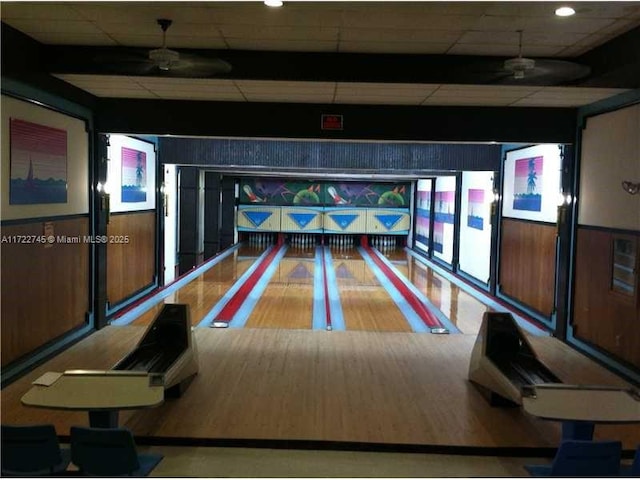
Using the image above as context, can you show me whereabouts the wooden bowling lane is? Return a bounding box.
[243,247,315,329]
[404,255,490,334]
[129,245,260,327]
[332,246,414,332]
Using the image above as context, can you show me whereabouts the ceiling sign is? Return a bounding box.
[321,114,343,131]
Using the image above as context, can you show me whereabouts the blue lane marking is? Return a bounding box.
[313,247,327,330]
[405,248,549,337]
[111,245,240,326]
[228,246,289,328]
[357,247,429,333]
[197,246,277,328]
[323,247,345,331]
[370,248,460,334]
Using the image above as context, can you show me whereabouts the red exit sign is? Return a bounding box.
[321,114,343,131]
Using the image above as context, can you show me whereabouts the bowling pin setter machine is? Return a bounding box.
[468,312,561,406]
[112,303,199,397]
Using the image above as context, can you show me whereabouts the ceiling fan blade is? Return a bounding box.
[167,54,232,76]
[496,59,591,85]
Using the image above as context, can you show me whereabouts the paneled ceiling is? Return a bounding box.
[2,1,640,107]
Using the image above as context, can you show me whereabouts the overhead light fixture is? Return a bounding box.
[555,6,576,17]
[264,0,283,7]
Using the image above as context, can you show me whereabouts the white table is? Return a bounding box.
[22,370,165,428]
[522,383,640,439]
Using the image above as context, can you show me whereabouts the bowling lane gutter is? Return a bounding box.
[362,246,459,333]
[111,244,241,326]
[198,244,287,327]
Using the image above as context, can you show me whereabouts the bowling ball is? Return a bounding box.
[293,189,320,204]
[378,191,404,206]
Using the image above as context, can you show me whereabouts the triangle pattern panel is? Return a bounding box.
[243,211,272,228]
[374,214,403,231]
[288,212,318,229]
[328,214,358,230]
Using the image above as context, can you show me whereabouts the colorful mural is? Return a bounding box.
[513,156,543,212]
[239,179,410,207]
[9,118,67,204]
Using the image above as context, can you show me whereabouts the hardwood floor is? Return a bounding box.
[2,327,638,449]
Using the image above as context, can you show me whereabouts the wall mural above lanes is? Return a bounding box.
[239,179,410,207]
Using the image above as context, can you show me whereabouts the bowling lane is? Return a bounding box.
[332,247,414,332]
[130,245,260,326]
[404,254,490,334]
[244,246,315,329]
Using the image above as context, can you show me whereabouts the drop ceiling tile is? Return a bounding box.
[153,91,245,101]
[108,34,228,49]
[236,80,335,89]
[5,19,104,34]
[26,32,119,46]
[435,85,541,97]
[339,28,463,43]
[340,10,479,30]
[225,39,337,52]
[510,98,589,107]
[447,43,562,57]
[242,93,334,103]
[334,96,422,105]
[0,3,85,20]
[457,30,588,47]
[220,25,339,41]
[84,89,158,99]
[422,97,515,106]
[474,15,616,33]
[136,78,237,89]
[54,74,141,88]
[338,41,452,54]
[336,83,441,95]
[571,2,640,19]
[69,3,214,24]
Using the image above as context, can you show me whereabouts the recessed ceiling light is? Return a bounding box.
[555,6,576,16]
[264,0,283,7]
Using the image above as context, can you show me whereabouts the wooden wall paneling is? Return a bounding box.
[1,217,90,366]
[106,211,156,307]
[573,227,640,368]
[498,218,557,317]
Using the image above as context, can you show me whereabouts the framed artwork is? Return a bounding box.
[9,118,67,204]
[121,147,147,203]
[467,188,485,230]
[502,144,562,223]
[106,134,156,212]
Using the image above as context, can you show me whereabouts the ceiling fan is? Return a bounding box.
[92,18,232,77]
[495,30,591,85]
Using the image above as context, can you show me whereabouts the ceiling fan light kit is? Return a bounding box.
[504,57,536,79]
[148,48,180,70]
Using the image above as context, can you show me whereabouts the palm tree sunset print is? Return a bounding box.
[121,147,146,203]
[513,156,543,212]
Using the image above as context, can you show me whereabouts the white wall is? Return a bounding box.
[579,103,640,230]
[459,171,494,283]
[163,164,177,284]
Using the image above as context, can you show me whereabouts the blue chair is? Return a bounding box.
[1,424,71,476]
[619,445,640,477]
[70,426,163,477]
[525,439,622,477]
